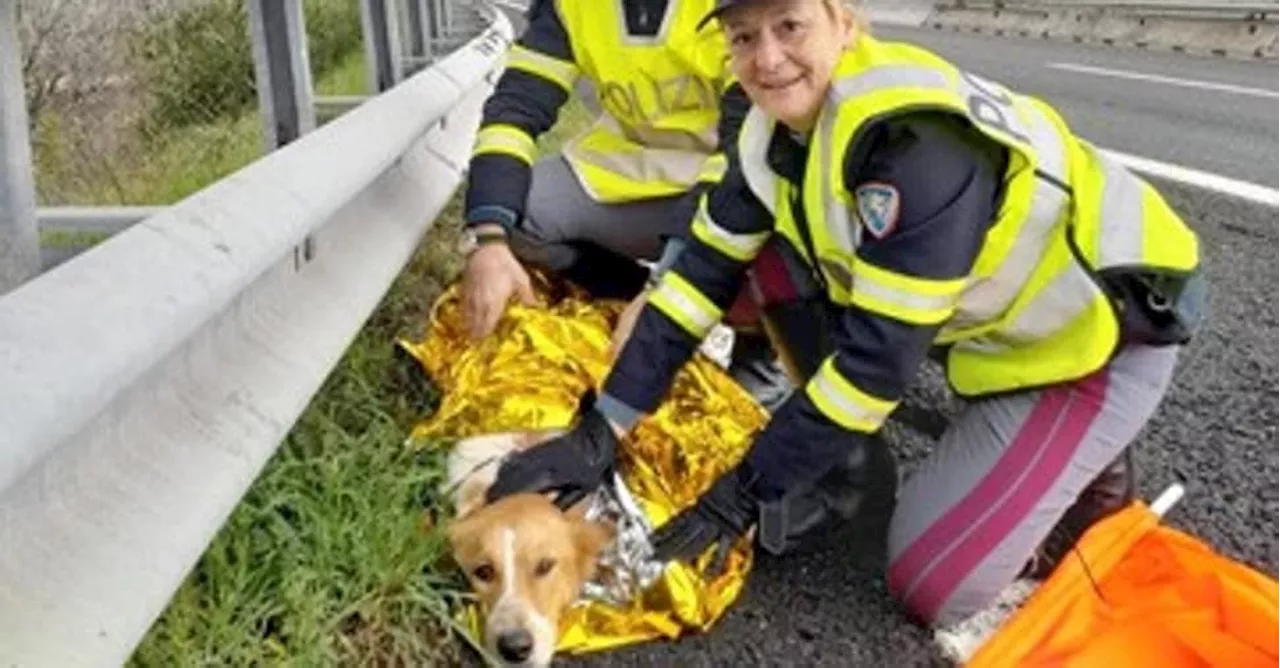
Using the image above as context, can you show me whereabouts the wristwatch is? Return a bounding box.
[458,226,509,257]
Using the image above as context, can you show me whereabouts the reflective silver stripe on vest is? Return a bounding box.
[848,271,961,323]
[564,149,713,195]
[944,100,1072,331]
[739,107,778,213]
[817,104,859,272]
[1094,147,1147,268]
[827,67,1074,322]
[823,67,957,270]
[829,66,951,103]
[952,260,1099,353]
[562,113,720,197]
[600,114,718,154]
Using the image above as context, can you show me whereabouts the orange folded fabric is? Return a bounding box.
[969,501,1279,668]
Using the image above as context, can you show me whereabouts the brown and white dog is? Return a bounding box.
[443,429,615,667]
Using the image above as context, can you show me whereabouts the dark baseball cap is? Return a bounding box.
[696,0,765,30]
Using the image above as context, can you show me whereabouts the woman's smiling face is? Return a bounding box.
[721,0,859,132]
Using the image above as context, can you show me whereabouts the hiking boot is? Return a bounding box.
[1021,448,1137,579]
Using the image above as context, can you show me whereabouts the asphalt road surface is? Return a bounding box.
[487,9,1279,666]
[875,25,1279,188]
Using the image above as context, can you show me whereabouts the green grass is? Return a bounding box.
[315,48,370,97]
[128,95,593,665]
[31,108,264,207]
[35,44,370,210]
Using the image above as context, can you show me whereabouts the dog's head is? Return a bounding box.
[447,493,612,666]
[443,430,614,667]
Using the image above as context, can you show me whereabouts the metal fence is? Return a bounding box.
[1,0,490,295]
[937,0,1278,19]
[19,0,353,207]
[0,0,508,664]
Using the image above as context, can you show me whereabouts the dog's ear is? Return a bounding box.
[453,478,490,520]
[445,511,482,557]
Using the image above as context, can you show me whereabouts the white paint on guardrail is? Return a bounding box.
[0,4,512,665]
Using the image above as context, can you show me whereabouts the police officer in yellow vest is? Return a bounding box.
[459,0,793,409]
[483,0,1207,627]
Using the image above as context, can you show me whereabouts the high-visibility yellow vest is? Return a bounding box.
[500,0,734,203]
[731,36,1200,399]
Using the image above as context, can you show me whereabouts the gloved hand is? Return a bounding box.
[484,390,620,510]
[651,419,896,574]
[650,462,766,576]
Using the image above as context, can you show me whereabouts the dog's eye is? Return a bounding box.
[472,564,495,582]
[534,558,556,578]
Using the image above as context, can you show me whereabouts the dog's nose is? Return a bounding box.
[496,629,534,663]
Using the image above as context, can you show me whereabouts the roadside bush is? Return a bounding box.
[130,0,362,130]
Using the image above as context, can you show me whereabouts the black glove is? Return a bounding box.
[651,427,896,574]
[650,462,765,576]
[484,390,620,509]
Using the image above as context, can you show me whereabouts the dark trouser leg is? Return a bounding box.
[512,156,695,299]
[556,241,650,301]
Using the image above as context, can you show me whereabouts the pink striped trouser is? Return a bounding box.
[885,343,1180,626]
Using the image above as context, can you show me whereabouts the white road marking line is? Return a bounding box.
[1048,62,1278,99]
[1101,148,1280,208]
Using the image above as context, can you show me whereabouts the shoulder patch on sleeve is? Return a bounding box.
[854,181,900,240]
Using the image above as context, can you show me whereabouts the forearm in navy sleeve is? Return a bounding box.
[600,227,753,415]
[805,112,1007,432]
[599,162,774,421]
[463,0,578,228]
[739,387,876,500]
[733,114,1007,499]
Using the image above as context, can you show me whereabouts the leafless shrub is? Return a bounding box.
[17,0,360,205]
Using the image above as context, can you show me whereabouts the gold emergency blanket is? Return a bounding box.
[400,275,767,654]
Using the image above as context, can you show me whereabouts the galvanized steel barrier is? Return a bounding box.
[925,0,1279,58]
[942,0,1277,17]
[0,2,511,665]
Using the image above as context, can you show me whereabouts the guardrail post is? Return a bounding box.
[360,0,404,92]
[248,0,317,151]
[441,0,455,37]
[405,0,430,72]
[426,0,445,52]
[438,0,458,51]
[0,0,40,294]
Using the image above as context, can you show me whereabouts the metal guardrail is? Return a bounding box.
[3,0,480,289]
[941,0,1279,19]
[0,2,512,665]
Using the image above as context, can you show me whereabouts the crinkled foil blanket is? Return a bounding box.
[399,275,768,654]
